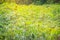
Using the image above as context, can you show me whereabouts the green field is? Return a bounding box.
[0,3,60,40]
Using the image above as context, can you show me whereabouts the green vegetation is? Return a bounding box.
[0,3,60,40]
[0,0,60,4]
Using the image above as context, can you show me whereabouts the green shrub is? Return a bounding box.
[0,3,60,40]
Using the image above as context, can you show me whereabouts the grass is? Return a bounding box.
[0,3,60,40]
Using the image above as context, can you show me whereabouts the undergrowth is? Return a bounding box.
[0,3,60,40]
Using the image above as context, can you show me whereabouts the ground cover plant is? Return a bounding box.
[0,3,60,40]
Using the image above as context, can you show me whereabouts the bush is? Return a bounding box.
[0,3,60,40]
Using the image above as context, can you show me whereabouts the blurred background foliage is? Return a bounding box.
[0,0,60,40]
[0,0,60,4]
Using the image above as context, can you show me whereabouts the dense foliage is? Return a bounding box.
[0,3,60,40]
[0,0,60,4]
